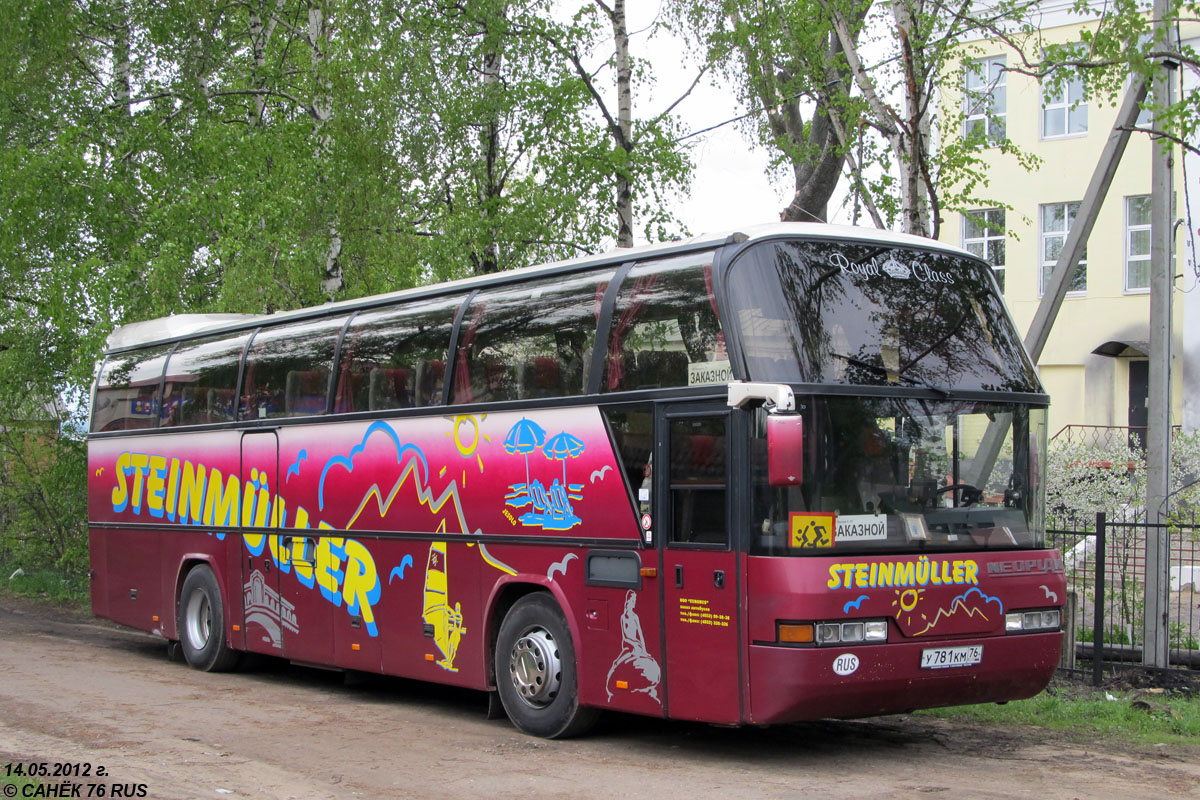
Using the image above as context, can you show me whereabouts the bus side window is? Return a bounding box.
[603,256,725,393]
[335,294,461,412]
[603,408,653,519]
[451,270,612,404]
[161,335,248,427]
[368,367,410,411]
[92,346,171,432]
[239,317,340,420]
[286,370,330,416]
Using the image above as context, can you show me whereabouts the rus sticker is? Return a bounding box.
[833,653,860,676]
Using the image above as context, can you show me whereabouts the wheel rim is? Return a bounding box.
[185,589,212,651]
[508,627,561,708]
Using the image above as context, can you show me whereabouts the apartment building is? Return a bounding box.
[940,1,1200,438]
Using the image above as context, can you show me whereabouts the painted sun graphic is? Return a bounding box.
[444,414,489,485]
[891,587,927,625]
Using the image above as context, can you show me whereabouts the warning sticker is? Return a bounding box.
[789,512,835,548]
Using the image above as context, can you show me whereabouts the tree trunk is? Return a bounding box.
[476,3,507,274]
[612,0,634,247]
[308,3,342,296]
[892,0,932,237]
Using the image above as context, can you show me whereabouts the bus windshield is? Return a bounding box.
[751,398,1047,555]
[728,239,1040,393]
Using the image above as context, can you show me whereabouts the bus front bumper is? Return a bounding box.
[747,631,1062,725]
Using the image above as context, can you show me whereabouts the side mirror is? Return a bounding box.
[767,413,803,487]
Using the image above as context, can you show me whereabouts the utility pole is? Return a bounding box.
[1143,0,1176,669]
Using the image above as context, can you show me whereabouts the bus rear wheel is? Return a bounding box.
[495,592,598,739]
[178,564,239,672]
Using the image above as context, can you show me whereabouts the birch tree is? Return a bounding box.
[681,0,1039,236]
[516,1,697,247]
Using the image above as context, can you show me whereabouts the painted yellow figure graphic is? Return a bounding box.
[422,541,466,672]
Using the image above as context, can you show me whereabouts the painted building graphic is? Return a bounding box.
[243,570,299,649]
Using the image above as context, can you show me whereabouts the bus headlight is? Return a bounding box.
[809,619,888,645]
[1005,608,1060,633]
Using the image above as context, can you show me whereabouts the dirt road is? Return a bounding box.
[0,598,1196,800]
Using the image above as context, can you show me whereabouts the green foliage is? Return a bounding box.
[1,769,42,792]
[1170,623,1199,651]
[970,0,1200,156]
[0,2,694,571]
[0,567,89,606]
[918,682,1200,748]
[1080,626,1133,645]
[677,0,1043,234]
[1047,430,1200,530]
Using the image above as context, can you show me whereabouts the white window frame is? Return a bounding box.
[1041,70,1087,139]
[1125,195,1151,293]
[961,208,1006,292]
[1039,202,1087,297]
[963,56,1006,143]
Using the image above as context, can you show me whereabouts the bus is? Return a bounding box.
[88,223,1065,738]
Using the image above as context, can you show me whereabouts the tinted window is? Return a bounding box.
[239,317,343,420]
[92,346,171,432]
[669,415,728,545]
[453,271,613,404]
[604,408,653,520]
[728,240,1040,393]
[161,334,250,427]
[335,295,463,412]
[603,254,726,393]
[749,399,1047,555]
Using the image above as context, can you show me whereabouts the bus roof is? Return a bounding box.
[104,223,978,353]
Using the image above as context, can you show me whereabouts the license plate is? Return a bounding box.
[920,645,982,669]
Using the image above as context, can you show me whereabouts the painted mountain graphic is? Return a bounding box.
[318,421,472,535]
[909,588,1004,637]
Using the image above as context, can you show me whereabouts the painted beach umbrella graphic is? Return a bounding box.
[543,431,586,485]
[504,417,547,487]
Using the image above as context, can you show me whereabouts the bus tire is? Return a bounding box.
[178,564,239,672]
[495,592,598,739]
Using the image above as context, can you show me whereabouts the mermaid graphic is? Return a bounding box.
[605,590,661,702]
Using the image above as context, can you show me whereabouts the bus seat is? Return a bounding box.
[520,357,562,399]
[286,370,329,416]
[479,356,514,402]
[207,388,236,423]
[635,350,689,389]
[415,359,445,407]
[368,367,410,410]
[688,434,715,474]
[333,365,365,413]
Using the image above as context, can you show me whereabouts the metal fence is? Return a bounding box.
[1049,511,1200,684]
[1051,423,1182,449]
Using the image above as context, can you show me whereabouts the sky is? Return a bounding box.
[617,5,788,241]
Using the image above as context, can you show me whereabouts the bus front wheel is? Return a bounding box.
[177,564,239,672]
[495,593,598,738]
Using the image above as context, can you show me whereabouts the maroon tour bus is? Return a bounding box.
[87,223,1064,738]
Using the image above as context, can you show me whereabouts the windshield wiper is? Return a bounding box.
[829,352,953,398]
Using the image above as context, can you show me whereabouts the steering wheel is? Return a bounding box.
[935,483,982,506]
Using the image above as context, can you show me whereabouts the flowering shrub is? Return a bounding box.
[1046,430,1200,530]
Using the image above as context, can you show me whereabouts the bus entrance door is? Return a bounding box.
[657,405,742,724]
[240,431,283,655]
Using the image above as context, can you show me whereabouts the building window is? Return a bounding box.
[1125,195,1151,292]
[1042,71,1087,138]
[1040,202,1086,295]
[962,208,1006,292]
[963,56,1006,142]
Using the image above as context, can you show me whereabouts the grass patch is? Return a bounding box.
[0,565,88,606]
[2,766,42,791]
[917,680,1200,749]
